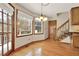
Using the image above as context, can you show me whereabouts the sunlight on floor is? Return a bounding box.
[60,36,71,43]
[25,48,42,56]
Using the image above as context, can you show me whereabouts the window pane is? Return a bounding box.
[3,9,8,14]
[0,35,2,56]
[9,25,12,32]
[8,33,12,50]
[0,12,2,22]
[9,16,12,24]
[0,35,2,46]
[0,24,2,33]
[35,20,43,34]
[0,8,2,11]
[35,25,41,33]
[17,19,32,35]
[4,24,7,32]
[3,14,7,23]
[17,10,33,36]
[0,12,2,33]
[3,34,8,54]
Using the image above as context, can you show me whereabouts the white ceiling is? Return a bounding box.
[16,3,79,18]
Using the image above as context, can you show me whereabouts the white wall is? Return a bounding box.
[12,4,48,49]
[44,21,48,39]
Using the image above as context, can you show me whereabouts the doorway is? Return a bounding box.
[48,20,57,40]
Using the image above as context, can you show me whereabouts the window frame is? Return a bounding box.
[34,18,44,35]
[16,9,33,37]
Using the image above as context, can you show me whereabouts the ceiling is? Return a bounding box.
[16,3,79,18]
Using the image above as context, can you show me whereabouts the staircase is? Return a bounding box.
[56,20,71,43]
[60,36,71,43]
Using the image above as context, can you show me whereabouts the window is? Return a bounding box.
[34,18,43,34]
[16,10,33,37]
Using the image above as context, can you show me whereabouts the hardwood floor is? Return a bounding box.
[10,39,79,56]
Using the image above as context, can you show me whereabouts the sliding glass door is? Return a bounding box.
[0,5,13,56]
[3,11,12,55]
[0,9,2,55]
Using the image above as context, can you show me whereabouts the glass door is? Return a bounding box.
[0,7,13,56]
[2,10,13,55]
[0,9,2,56]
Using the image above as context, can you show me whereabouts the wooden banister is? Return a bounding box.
[57,20,69,31]
[56,20,69,40]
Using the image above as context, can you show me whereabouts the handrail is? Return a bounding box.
[56,20,69,40]
[57,20,69,31]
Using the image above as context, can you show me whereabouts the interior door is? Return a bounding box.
[48,20,57,40]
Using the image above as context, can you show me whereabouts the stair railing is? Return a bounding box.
[56,20,69,40]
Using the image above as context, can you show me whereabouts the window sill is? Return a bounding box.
[16,34,32,38]
[34,33,43,35]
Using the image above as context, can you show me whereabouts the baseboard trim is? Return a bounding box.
[9,38,48,56]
